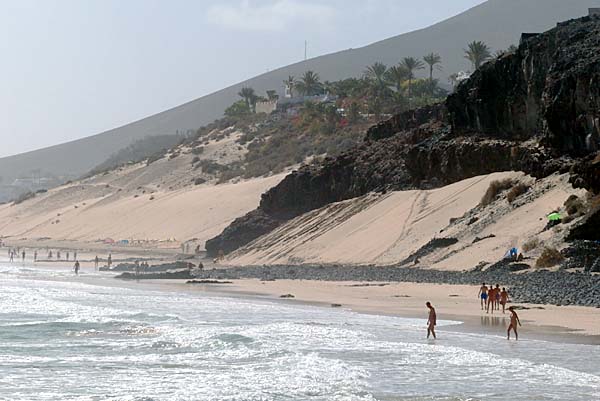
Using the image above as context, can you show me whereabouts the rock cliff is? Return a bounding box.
[206,16,600,257]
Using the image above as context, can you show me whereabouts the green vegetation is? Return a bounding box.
[90,134,185,175]
[536,247,564,268]
[480,178,515,206]
[464,40,492,70]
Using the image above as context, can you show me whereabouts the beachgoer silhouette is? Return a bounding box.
[507,306,522,340]
[426,302,437,339]
[94,255,99,270]
[74,261,80,275]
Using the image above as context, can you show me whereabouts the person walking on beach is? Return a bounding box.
[507,306,522,340]
[107,254,112,268]
[94,255,99,270]
[74,260,80,276]
[478,283,488,310]
[66,252,69,261]
[34,251,37,262]
[500,288,509,313]
[487,286,497,314]
[9,250,14,262]
[73,251,77,261]
[426,302,437,339]
[494,284,501,309]
[21,250,25,262]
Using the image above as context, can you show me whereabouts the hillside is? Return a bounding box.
[0,131,285,249]
[208,14,600,271]
[0,0,595,186]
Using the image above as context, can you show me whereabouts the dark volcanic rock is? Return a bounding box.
[206,16,600,256]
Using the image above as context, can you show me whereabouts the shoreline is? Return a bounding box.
[71,273,600,345]
[5,259,599,345]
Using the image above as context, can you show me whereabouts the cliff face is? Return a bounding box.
[206,16,600,257]
[448,16,600,154]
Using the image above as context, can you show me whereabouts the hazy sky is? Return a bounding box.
[0,0,485,157]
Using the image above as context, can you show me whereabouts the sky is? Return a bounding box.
[0,0,486,158]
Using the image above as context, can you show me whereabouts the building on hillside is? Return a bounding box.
[255,100,278,115]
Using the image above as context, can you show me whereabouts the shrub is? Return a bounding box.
[522,237,540,252]
[564,195,585,215]
[13,191,35,205]
[506,183,530,203]
[535,247,564,268]
[193,177,206,185]
[191,146,204,155]
[480,178,514,206]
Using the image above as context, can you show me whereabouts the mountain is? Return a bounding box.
[0,0,596,187]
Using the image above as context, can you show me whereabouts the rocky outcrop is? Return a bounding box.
[206,16,600,257]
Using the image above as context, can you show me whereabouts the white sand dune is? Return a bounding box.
[226,172,586,270]
[0,138,284,249]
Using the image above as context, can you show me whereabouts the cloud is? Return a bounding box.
[206,0,335,32]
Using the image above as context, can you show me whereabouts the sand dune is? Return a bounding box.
[226,172,586,269]
[0,143,283,248]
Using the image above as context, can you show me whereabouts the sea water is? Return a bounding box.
[0,261,599,401]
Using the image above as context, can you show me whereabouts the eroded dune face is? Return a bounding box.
[224,173,586,269]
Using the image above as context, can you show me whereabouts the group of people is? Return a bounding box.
[478,283,510,314]
[425,282,523,341]
[7,248,26,262]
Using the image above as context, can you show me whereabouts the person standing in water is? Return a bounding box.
[74,260,80,276]
[507,306,522,340]
[426,302,437,339]
[478,283,488,310]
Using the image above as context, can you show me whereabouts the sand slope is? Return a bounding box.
[226,172,586,269]
[0,137,283,249]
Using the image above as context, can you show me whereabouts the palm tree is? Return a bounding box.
[238,87,256,110]
[464,41,492,70]
[400,57,425,105]
[423,53,442,80]
[363,62,388,96]
[423,53,442,96]
[266,90,279,101]
[385,65,409,92]
[296,71,322,96]
[283,76,296,97]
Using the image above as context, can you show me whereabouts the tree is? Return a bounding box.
[385,65,409,92]
[238,87,257,111]
[295,71,322,96]
[283,76,296,97]
[368,96,383,121]
[464,41,492,70]
[266,90,279,101]
[400,57,425,106]
[423,53,442,95]
[363,62,388,97]
[347,102,360,123]
[224,100,251,117]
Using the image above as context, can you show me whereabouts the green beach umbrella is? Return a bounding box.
[547,212,562,221]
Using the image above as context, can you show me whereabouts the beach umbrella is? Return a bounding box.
[547,212,562,221]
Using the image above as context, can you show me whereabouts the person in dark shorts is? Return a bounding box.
[478,283,488,310]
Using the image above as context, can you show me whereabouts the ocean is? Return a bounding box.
[0,262,599,400]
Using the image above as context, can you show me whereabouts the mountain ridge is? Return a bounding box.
[1,0,596,186]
